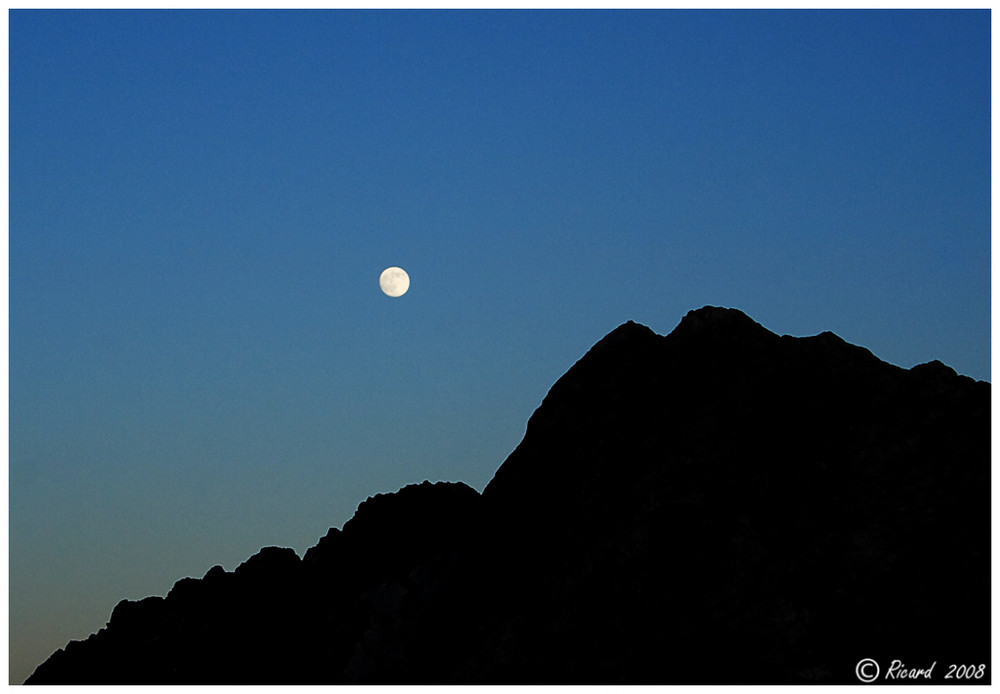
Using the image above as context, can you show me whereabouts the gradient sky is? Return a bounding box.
[8,9,990,684]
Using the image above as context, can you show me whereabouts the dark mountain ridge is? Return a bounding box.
[26,306,989,684]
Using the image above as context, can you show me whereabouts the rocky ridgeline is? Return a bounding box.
[27,306,990,684]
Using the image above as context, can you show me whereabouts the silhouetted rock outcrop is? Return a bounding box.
[26,307,989,684]
[27,481,482,684]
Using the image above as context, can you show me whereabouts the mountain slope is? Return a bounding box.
[26,306,990,684]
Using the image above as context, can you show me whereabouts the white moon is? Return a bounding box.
[379,266,410,297]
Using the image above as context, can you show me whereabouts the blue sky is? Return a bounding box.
[8,9,990,683]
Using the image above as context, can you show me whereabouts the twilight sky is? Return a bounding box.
[8,9,990,684]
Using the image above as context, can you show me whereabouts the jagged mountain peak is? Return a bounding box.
[673,304,771,337]
[589,318,658,346]
[485,306,880,501]
[303,480,480,575]
[561,306,770,371]
[25,307,989,685]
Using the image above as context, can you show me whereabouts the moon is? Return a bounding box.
[379,266,410,297]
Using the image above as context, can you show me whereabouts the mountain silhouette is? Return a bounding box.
[25,306,989,684]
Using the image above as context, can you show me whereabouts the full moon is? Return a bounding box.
[379,266,410,297]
